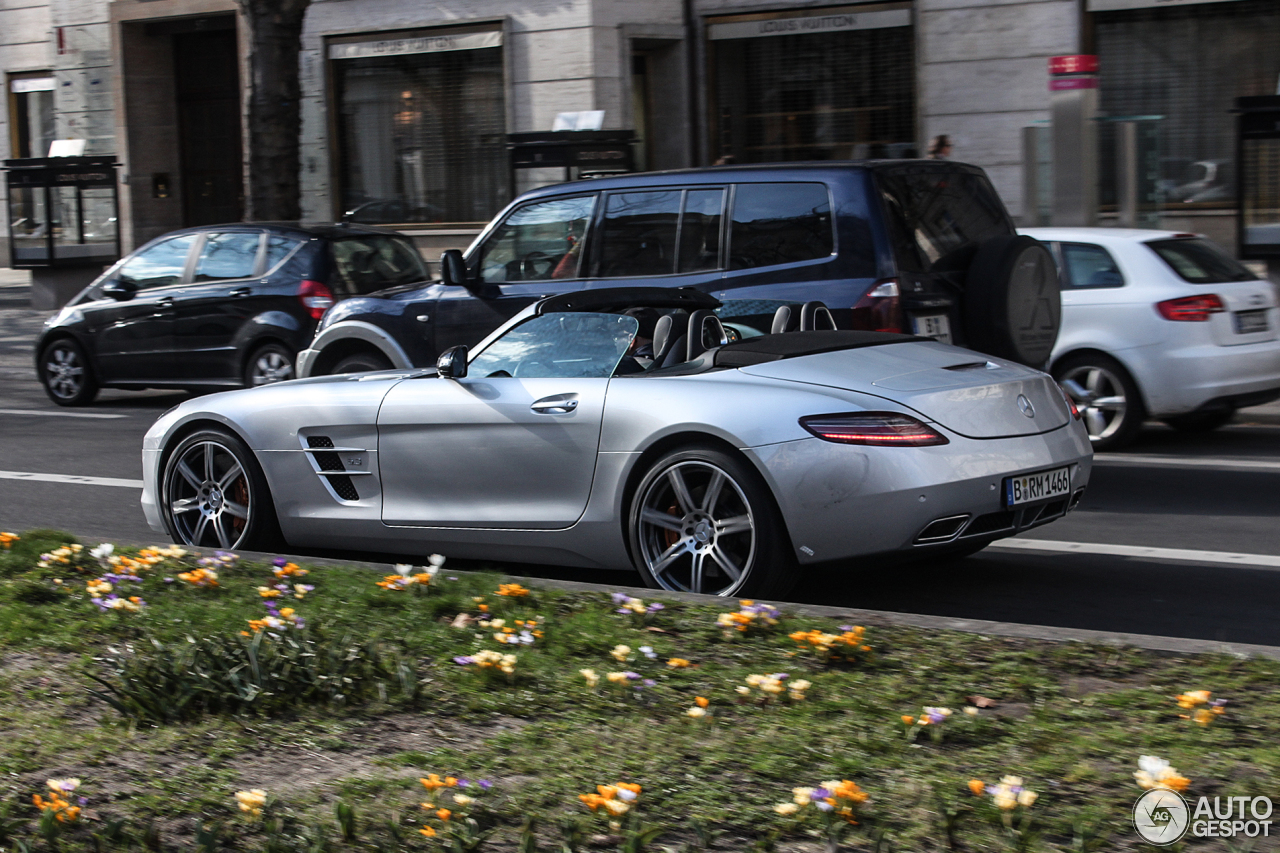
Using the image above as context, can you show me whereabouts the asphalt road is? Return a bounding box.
[4,276,1280,646]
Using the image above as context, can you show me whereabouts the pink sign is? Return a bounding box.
[1049,55,1098,74]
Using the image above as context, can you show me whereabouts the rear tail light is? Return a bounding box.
[799,412,949,446]
[298,279,335,320]
[851,278,905,333]
[1056,382,1081,420]
[1156,294,1224,322]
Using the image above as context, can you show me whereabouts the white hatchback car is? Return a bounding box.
[1020,228,1280,450]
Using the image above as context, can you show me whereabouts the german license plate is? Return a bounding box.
[1234,309,1269,334]
[911,313,952,344]
[1004,466,1072,507]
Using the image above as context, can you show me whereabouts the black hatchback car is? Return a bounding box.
[35,222,429,405]
[299,161,1060,379]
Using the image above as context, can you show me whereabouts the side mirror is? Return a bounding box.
[436,344,469,379]
[101,279,136,301]
[440,249,468,287]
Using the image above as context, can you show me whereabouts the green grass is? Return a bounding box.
[0,529,1277,851]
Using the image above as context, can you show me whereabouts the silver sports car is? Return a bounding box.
[141,288,1092,597]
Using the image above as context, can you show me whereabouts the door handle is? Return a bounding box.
[155,297,175,308]
[230,287,252,297]
[530,394,579,414]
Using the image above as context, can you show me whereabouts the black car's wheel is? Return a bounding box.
[628,446,797,598]
[1164,409,1235,433]
[244,342,296,387]
[161,429,279,550]
[1053,353,1145,451]
[332,351,393,374]
[39,337,98,406]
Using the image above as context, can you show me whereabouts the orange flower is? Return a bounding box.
[968,779,986,796]
[436,808,451,821]
[695,696,709,708]
[617,782,642,796]
[597,785,618,800]
[579,793,606,812]
[419,826,436,837]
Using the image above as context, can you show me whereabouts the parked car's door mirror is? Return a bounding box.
[101,279,136,301]
[440,249,469,287]
[436,344,469,379]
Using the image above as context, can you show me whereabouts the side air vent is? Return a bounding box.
[306,435,361,502]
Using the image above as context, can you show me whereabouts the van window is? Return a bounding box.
[728,183,833,270]
[332,236,429,295]
[679,189,725,273]
[1061,243,1125,288]
[876,168,1011,273]
[476,195,596,283]
[599,191,682,277]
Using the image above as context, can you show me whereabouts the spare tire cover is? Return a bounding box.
[962,235,1060,367]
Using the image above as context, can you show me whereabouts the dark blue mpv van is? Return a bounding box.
[298,161,1060,377]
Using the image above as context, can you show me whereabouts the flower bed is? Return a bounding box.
[0,529,1277,851]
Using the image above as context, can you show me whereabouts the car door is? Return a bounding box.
[170,230,266,380]
[432,194,598,352]
[377,311,634,529]
[91,233,198,382]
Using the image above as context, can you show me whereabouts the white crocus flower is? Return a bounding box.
[394,563,414,577]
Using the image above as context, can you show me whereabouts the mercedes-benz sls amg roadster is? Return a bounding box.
[142,287,1091,597]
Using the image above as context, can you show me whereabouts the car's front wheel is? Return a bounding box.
[1053,353,1145,451]
[628,446,797,598]
[39,337,98,406]
[161,428,280,550]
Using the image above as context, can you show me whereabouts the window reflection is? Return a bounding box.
[469,312,639,379]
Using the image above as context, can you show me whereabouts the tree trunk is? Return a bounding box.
[237,0,311,221]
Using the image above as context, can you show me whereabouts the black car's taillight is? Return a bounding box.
[850,278,905,333]
[298,279,335,320]
[799,412,949,446]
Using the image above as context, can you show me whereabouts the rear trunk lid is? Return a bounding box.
[738,342,1072,438]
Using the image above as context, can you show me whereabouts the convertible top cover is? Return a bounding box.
[714,330,926,367]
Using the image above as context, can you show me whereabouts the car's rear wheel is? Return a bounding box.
[39,337,98,406]
[244,342,295,387]
[1164,409,1234,433]
[161,428,280,550]
[1053,353,1145,451]
[628,446,797,598]
[333,351,393,374]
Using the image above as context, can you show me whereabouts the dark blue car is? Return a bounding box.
[298,161,1060,378]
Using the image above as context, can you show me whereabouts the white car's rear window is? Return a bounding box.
[1147,238,1257,284]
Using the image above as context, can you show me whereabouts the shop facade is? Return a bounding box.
[2,0,1276,276]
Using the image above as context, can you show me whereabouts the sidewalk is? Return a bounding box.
[1,269,1279,423]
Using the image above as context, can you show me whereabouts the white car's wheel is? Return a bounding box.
[1054,354,1145,451]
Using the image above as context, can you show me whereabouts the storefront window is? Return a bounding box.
[1096,0,1280,209]
[331,29,507,225]
[8,74,55,159]
[709,6,915,164]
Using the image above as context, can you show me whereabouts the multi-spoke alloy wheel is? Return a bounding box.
[629,447,796,598]
[39,338,98,406]
[245,343,296,387]
[1054,353,1145,451]
[162,430,277,550]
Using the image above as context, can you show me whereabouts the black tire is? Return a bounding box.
[1164,409,1235,433]
[243,342,296,387]
[160,428,281,550]
[964,235,1060,367]
[38,337,99,406]
[1053,352,1146,451]
[332,351,393,374]
[627,445,798,598]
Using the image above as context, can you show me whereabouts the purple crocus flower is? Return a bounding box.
[456,778,470,788]
[622,671,640,680]
[454,656,476,665]
[646,602,664,612]
[815,800,834,812]
[273,557,288,568]
[643,679,656,688]
[478,780,493,791]
[611,592,630,604]
[163,577,174,583]
[811,788,831,801]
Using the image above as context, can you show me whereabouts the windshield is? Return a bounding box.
[1146,238,1257,284]
[469,312,639,379]
[332,236,430,295]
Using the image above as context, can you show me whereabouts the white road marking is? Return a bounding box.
[989,537,1280,568]
[1094,453,1280,472]
[0,407,127,420]
[0,470,143,489]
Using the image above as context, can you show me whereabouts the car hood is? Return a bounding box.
[737,342,1072,439]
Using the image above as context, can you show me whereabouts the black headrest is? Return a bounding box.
[687,309,728,361]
